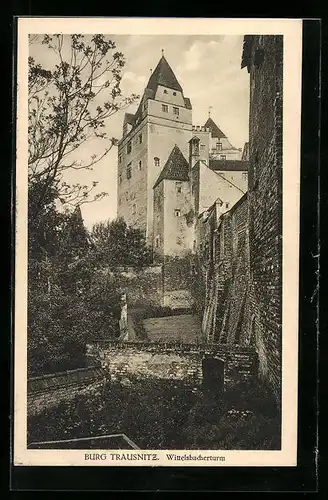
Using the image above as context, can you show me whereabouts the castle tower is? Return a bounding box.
[204,117,242,160]
[117,53,193,244]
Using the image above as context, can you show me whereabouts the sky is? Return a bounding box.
[30,34,250,230]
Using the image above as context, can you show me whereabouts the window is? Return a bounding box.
[173,106,179,116]
[220,155,226,160]
[138,134,142,144]
[119,154,122,163]
[155,235,160,248]
[225,202,229,209]
[216,142,222,151]
[119,174,122,184]
[132,203,136,215]
[242,172,248,181]
[163,89,168,94]
[200,144,205,150]
[176,182,182,194]
[154,157,160,167]
[127,141,132,154]
[138,160,142,171]
[125,191,129,201]
[174,209,181,217]
[126,163,132,179]
[173,91,177,96]
[162,104,168,113]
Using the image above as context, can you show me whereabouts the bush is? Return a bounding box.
[28,378,280,450]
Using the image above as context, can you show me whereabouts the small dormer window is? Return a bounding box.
[154,157,160,167]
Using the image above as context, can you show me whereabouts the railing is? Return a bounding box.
[28,365,106,395]
[28,433,140,450]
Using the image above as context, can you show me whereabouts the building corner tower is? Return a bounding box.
[117,53,193,246]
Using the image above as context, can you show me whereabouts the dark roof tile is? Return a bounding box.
[204,117,227,139]
[124,113,135,126]
[153,145,189,188]
[147,55,183,92]
[209,159,249,172]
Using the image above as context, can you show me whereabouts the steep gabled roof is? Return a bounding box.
[241,35,255,72]
[204,117,227,139]
[147,55,183,92]
[209,159,249,171]
[153,145,189,189]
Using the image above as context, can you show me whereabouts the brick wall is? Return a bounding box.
[193,195,249,344]
[162,255,194,309]
[245,35,283,399]
[86,341,258,389]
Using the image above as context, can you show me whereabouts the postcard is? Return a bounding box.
[14,17,302,467]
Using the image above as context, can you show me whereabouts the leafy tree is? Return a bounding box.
[90,217,153,267]
[28,34,139,214]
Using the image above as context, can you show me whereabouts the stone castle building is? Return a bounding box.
[115,38,283,401]
[117,54,248,269]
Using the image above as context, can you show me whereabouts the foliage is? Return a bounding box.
[28,212,154,376]
[28,34,139,213]
[90,217,153,267]
[27,379,280,450]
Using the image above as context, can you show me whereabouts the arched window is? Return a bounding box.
[154,157,160,167]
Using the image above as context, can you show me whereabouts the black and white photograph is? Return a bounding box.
[14,18,302,467]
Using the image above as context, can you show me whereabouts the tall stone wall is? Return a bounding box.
[245,35,283,399]
[162,255,194,309]
[193,195,249,344]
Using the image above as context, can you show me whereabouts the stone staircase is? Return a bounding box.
[142,314,203,343]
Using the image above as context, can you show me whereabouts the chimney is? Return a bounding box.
[189,136,200,170]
